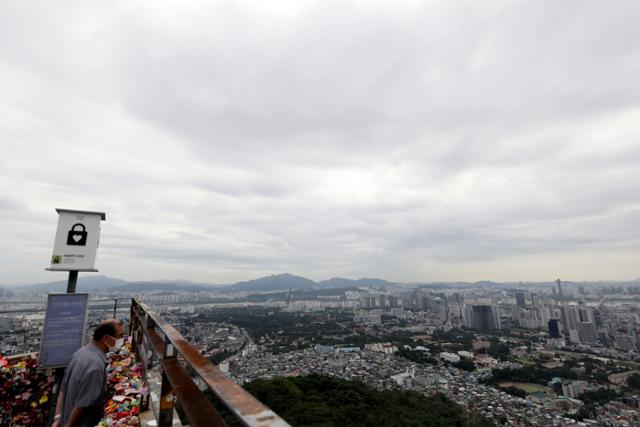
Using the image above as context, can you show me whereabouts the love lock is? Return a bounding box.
[67,223,88,246]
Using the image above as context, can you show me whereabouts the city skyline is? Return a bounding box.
[2,1,640,283]
[2,271,638,289]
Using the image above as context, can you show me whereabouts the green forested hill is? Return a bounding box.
[218,374,492,427]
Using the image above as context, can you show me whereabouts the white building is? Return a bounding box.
[364,342,398,354]
[440,352,461,363]
[562,381,586,399]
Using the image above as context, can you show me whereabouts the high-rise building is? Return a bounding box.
[515,292,527,308]
[548,319,561,338]
[413,292,430,311]
[379,294,387,309]
[557,279,564,297]
[464,304,500,332]
[562,381,585,399]
[573,306,598,344]
[432,298,447,320]
[388,295,398,308]
[560,305,579,333]
[360,296,377,309]
[530,293,540,306]
[614,331,636,351]
[578,322,598,344]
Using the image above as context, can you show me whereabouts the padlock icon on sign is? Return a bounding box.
[67,223,88,246]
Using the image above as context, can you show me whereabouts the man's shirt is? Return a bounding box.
[60,342,108,427]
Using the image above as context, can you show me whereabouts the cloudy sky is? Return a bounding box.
[1,1,639,285]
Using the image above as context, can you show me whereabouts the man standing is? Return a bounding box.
[52,319,124,427]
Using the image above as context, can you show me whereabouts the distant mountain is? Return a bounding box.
[150,278,224,287]
[10,273,323,294]
[224,273,317,292]
[317,277,394,289]
[13,275,130,293]
[109,281,211,293]
[11,276,217,294]
[8,274,640,296]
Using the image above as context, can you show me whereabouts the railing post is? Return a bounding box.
[146,312,156,330]
[164,333,176,359]
[145,314,156,371]
[159,333,176,426]
[130,300,150,412]
[134,302,144,349]
[129,300,136,351]
[158,368,175,427]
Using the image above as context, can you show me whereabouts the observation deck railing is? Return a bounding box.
[129,298,290,427]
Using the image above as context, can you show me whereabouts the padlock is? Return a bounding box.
[67,223,88,246]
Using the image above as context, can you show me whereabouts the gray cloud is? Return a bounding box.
[1,1,640,284]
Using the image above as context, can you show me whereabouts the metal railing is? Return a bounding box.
[129,299,290,427]
[0,297,131,318]
[0,298,133,358]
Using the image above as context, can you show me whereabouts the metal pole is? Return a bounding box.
[47,369,65,426]
[48,271,79,425]
[66,270,78,293]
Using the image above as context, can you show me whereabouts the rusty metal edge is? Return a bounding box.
[135,300,291,427]
[162,357,228,427]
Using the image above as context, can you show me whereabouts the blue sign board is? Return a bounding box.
[39,293,89,368]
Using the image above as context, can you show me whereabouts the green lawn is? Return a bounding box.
[515,358,536,366]
[499,382,549,394]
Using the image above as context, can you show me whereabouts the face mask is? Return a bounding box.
[108,337,124,352]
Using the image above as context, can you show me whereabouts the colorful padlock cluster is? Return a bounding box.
[0,354,54,426]
[98,338,147,427]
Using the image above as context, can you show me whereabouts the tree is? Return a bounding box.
[581,357,597,374]
[488,342,510,361]
[214,375,493,427]
[502,386,526,398]
[628,373,640,389]
[395,348,438,366]
[453,357,476,372]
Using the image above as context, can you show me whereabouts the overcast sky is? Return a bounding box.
[1,1,639,285]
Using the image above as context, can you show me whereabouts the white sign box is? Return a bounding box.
[48,208,106,271]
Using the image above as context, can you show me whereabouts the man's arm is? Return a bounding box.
[63,406,85,427]
[62,367,105,427]
[51,390,63,427]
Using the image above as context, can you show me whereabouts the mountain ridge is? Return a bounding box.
[7,275,640,294]
[6,273,396,293]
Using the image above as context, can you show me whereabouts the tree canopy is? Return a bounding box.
[216,374,491,427]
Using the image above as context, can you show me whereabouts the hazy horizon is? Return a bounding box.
[2,272,639,289]
[2,1,639,284]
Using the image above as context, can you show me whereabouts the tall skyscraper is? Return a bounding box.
[530,293,539,306]
[578,307,592,323]
[464,304,501,332]
[578,322,598,344]
[577,306,597,344]
[388,295,398,308]
[557,279,564,297]
[560,305,579,339]
[515,292,526,308]
[548,319,561,338]
[379,294,386,309]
